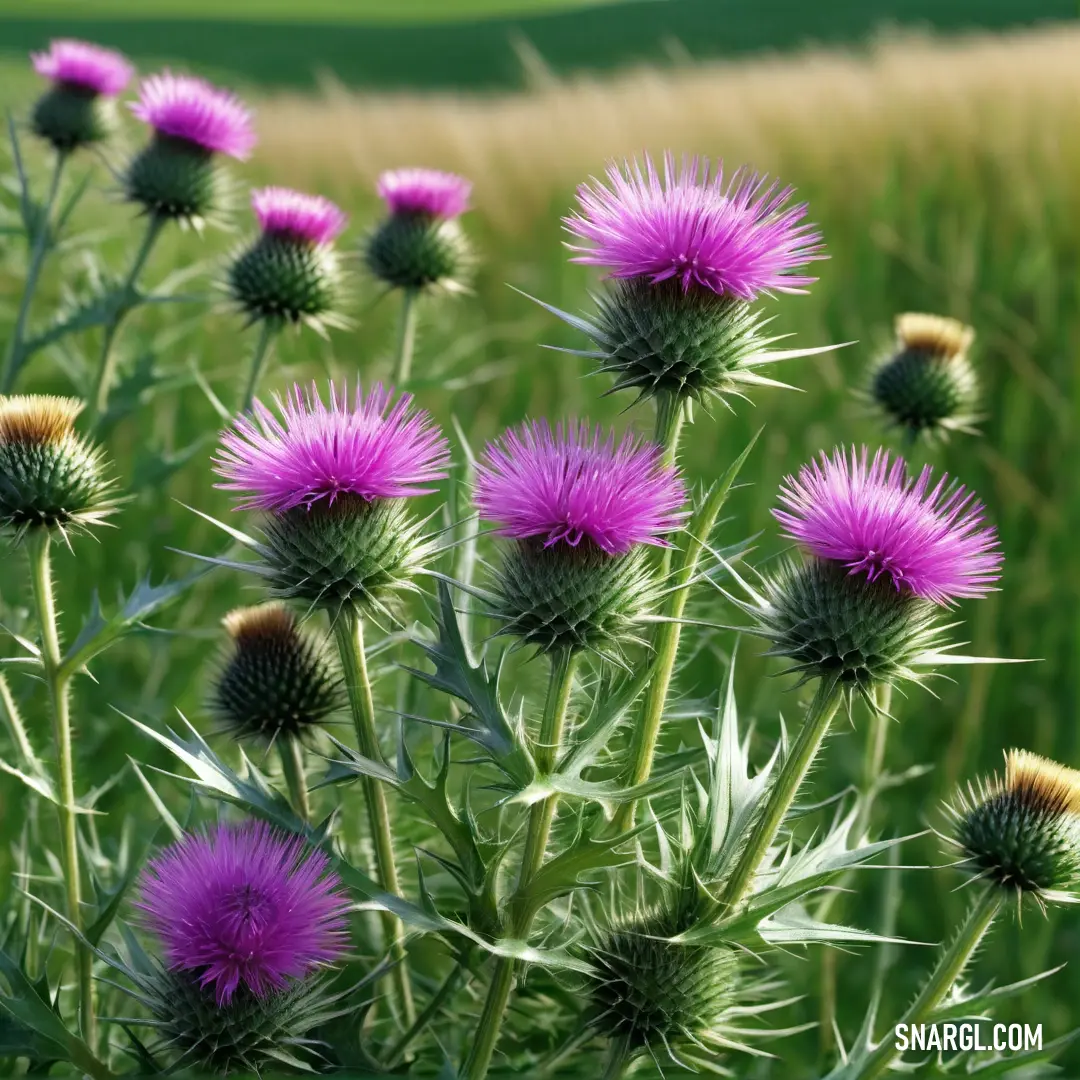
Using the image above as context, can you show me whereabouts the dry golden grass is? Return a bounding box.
[253,24,1080,231]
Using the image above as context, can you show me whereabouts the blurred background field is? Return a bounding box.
[2,2,1080,1075]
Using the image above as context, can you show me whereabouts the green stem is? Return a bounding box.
[717,680,844,912]
[653,392,685,467]
[851,887,1003,1080]
[1,150,66,393]
[332,608,415,1028]
[239,319,279,414]
[384,962,465,1066]
[88,214,165,426]
[392,288,419,385]
[601,1037,632,1080]
[26,531,95,1048]
[279,736,311,823]
[462,649,580,1080]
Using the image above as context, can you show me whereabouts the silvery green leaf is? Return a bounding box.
[930,965,1067,1022]
[756,905,921,947]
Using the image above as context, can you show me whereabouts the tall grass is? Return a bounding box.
[2,23,1080,1070]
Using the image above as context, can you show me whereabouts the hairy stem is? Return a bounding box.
[332,608,415,1027]
[88,214,165,426]
[851,887,1003,1080]
[601,1037,632,1080]
[26,531,95,1047]
[239,319,279,414]
[1,150,66,392]
[392,287,419,385]
[717,680,844,911]
[653,391,686,467]
[279,736,311,823]
[462,648,580,1079]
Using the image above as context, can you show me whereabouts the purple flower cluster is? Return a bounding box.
[377,168,472,219]
[136,821,349,1005]
[774,447,1003,606]
[475,420,687,555]
[251,186,348,246]
[130,71,256,159]
[215,381,450,513]
[32,39,133,97]
[566,152,824,301]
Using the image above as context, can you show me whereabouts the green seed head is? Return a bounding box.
[212,603,342,743]
[954,750,1080,896]
[488,539,660,658]
[871,313,979,441]
[0,395,115,537]
[31,83,117,152]
[747,557,946,703]
[228,234,344,328]
[364,211,471,292]
[124,133,226,224]
[259,496,432,619]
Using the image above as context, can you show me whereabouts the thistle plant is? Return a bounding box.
[229,186,349,411]
[364,167,473,383]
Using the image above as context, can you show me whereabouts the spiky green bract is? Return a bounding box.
[488,538,660,659]
[0,395,115,537]
[950,750,1080,899]
[31,84,117,153]
[139,966,343,1075]
[742,557,947,706]
[124,134,226,225]
[228,234,344,329]
[213,604,343,743]
[365,212,471,293]
[260,496,433,620]
[583,910,738,1057]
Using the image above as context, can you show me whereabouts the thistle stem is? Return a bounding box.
[601,1037,632,1080]
[850,887,1003,1080]
[239,319,278,415]
[653,392,685,467]
[717,680,844,912]
[462,648,580,1080]
[25,531,95,1047]
[1,150,66,393]
[88,213,165,426]
[392,287,419,385]
[384,961,465,1066]
[279,736,311,823]
[332,607,415,1028]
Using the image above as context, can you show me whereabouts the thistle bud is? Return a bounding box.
[228,187,348,329]
[871,313,979,440]
[365,168,473,293]
[29,39,132,153]
[213,603,342,743]
[952,750,1080,898]
[0,395,114,537]
[214,382,449,618]
[474,420,686,657]
[125,73,255,224]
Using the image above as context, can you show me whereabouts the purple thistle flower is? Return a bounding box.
[475,420,687,556]
[31,39,133,97]
[565,152,825,301]
[136,821,349,1005]
[130,71,256,159]
[376,167,472,219]
[215,381,450,513]
[251,186,348,246]
[773,446,1003,606]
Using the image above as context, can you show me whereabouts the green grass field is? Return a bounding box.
[3,20,1080,1076]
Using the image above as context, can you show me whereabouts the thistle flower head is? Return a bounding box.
[31,39,133,96]
[215,381,449,513]
[871,313,979,441]
[136,821,349,1005]
[774,447,1002,606]
[566,153,824,300]
[130,71,256,159]
[0,395,114,537]
[475,420,687,556]
[212,603,342,744]
[376,167,472,219]
[228,188,348,327]
[951,750,1080,899]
